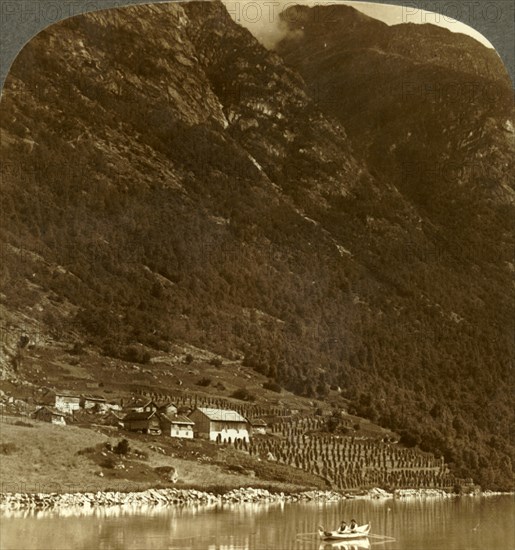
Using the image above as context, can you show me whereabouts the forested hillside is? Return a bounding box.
[0,1,513,489]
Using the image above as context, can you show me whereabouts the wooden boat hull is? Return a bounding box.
[319,524,370,541]
[320,539,371,550]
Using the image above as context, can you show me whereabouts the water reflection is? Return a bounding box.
[319,540,370,550]
[1,496,513,550]
[1,501,278,520]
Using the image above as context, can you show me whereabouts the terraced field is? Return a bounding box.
[250,417,469,490]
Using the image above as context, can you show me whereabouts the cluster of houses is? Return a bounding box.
[33,391,120,426]
[33,391,268,443]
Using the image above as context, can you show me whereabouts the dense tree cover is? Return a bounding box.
[0,2,513,488]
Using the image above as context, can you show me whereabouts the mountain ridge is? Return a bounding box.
[277,3,510,82]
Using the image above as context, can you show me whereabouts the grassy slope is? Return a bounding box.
[0,418,327,495]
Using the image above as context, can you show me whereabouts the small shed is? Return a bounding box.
[250,418,268,435]
[103,410,125,428]
[157,401,178,417]
[123,410,161,435]
[34,406,66,426]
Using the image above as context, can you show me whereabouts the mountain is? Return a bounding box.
[276,4,514,202]
[0,1,513,489]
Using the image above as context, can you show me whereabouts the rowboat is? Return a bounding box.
[318,524,371,541]
[319,539,371,550]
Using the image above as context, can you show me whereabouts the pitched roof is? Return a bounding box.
[127,398,154,408]
[170,415,194,425]
[82,395,107,402]
[35,406,66,417]
[157,401,177,409]
[195,407,247,423]
[123,410,156,421]
[42,389,79,398]
[54,392,80,399]
[250,418,268,426]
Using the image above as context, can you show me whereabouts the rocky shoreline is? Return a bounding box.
[0,488,339,510]
[0,486,467,511]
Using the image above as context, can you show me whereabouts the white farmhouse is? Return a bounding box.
[189,407,250,443]
[162,415,195,439]
[54,393,81,414]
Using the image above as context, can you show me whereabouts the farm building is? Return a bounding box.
[189,407,250,443]
[126,399,159,414]
[249,418,268,435]
[81,395,108,412]
[160,414,194,438]
[157,401,178,417]
[102,410,124,428]
[54,393,81,413]
[34,406,66,425]
[123,410,161,435]
[105,400,123,412]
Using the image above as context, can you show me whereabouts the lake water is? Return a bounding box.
[1,495,513,550]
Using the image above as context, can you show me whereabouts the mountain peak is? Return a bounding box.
[281,3,384,28]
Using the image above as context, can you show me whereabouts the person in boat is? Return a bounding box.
[338,521,349,533]
[349,519,358,532]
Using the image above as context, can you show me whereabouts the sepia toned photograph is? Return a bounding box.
[0,1,513,548]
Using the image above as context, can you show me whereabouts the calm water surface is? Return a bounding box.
[1,495,513,550]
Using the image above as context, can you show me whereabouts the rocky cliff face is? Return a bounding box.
[276,4,514,205]
[0,2,513,489]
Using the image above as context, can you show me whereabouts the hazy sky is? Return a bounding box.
[224,1,494,49]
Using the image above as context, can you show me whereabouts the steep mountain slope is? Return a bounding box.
[275,4,515,489]
[276,4,514,204]
[0,2,513,489]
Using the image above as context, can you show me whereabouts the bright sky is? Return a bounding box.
[224,1,494,49]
